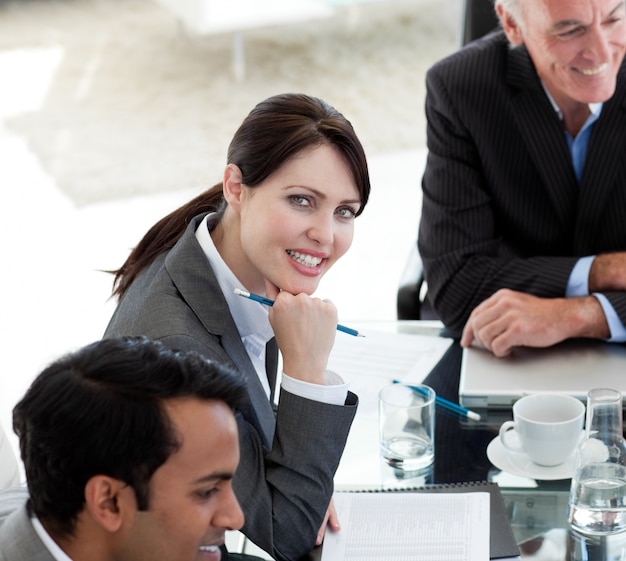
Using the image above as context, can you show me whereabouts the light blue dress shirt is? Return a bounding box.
[544,88,626,341]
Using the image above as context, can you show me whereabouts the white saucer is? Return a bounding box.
[486,435,576,480]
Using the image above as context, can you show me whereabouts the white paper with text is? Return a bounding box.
[328,330,452,418]
[321,491,490,561]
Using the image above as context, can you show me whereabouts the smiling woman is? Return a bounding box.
[103,92,371,561]
[221,143,360,297]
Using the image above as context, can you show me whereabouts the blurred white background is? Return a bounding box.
[0,0,461,471]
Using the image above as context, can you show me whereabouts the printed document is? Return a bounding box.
[322,491,489,561]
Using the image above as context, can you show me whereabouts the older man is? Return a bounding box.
[0,336,246,561]
[418,0,626,357]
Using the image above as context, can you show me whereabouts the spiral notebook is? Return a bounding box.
[319,481,519,561]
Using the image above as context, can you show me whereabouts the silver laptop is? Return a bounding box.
[459,339,626,409]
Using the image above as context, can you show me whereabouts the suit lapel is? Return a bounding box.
[574,77,626,253]
[164,215,277,445]
[221,333,277,445]
[507,45,579,232]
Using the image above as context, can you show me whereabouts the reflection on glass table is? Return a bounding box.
[516,527,626,561]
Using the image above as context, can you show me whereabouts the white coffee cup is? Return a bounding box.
[499,394,585,466]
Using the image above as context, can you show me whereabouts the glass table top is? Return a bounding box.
[311,321,626,561]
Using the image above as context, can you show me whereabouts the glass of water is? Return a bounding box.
[378,383,435,473]
[568,388,626,535]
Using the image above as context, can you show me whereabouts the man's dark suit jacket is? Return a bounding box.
[418,30,626,334]
[104,213,357,561]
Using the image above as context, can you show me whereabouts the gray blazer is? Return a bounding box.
[0,488,51,561]
[419,31,626,333]
[104,213,358,561]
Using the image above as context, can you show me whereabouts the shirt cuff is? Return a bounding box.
[280,370,349,406]
[566,256,594,297]
[593,293,626,343]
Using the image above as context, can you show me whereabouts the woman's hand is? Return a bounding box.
[265,281,337,385]
[316,499,340,546]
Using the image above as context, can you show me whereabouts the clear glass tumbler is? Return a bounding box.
[378,383,435,473]
[568,388,626,535]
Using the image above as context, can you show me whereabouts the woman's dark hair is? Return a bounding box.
[110,93,371,299]
[13,336,246,537]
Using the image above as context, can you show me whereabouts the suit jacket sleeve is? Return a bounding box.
[235,390,357,561]
[418,32,626,333]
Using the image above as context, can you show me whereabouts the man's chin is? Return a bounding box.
[570,75,617,104]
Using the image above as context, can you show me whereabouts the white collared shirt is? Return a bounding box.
[31,515,73,561]
[195,214,348,405]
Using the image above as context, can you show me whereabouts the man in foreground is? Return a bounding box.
[0,336,246,561]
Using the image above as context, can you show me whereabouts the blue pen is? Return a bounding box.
[392,379,481,421]
[234,288,364,337]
